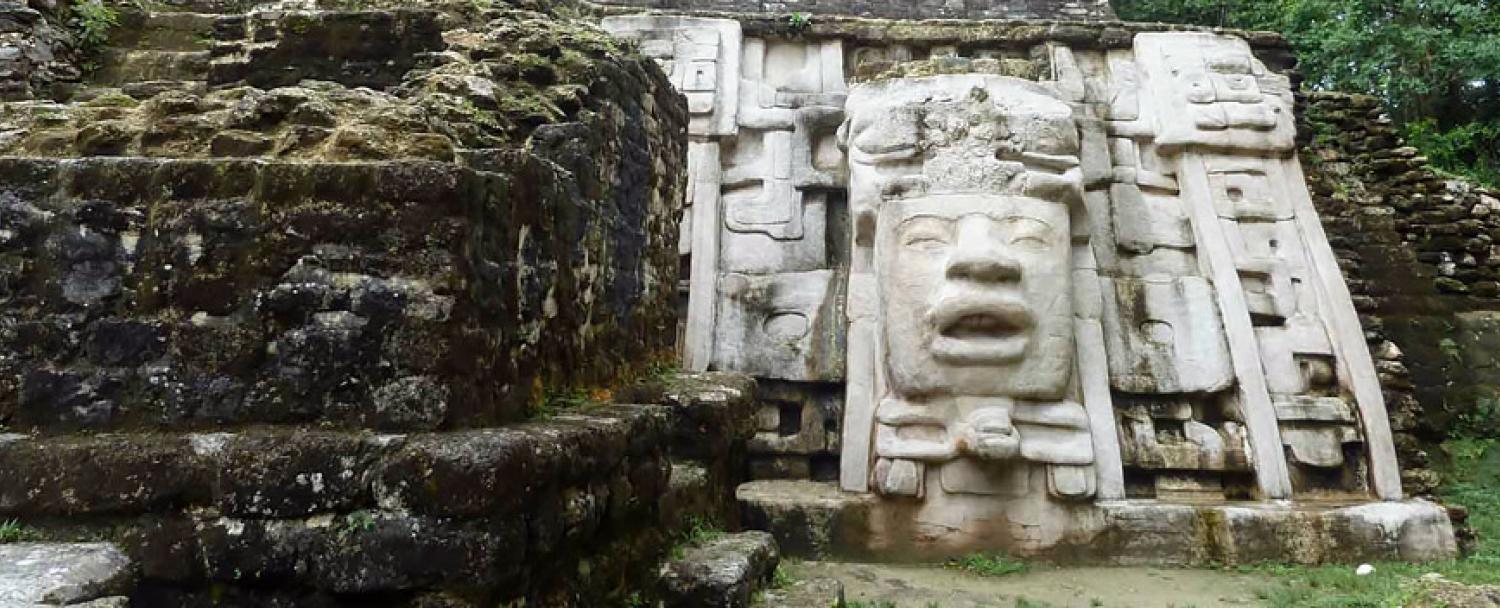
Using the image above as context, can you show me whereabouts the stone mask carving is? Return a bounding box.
[843,75,1093,498]
[877,194,1073,399]
[846,75,1082,401]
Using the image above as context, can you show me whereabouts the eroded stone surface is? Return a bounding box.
[659,531,779,608]
[611,12,1452,560]
[737,479,1456,564]
[757,576,844,608]
[0,543,134,605]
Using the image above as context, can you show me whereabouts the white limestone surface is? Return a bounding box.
[0,542,133,606]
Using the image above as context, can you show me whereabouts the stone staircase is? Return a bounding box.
[0,2,803,605]
[79,5,222,98]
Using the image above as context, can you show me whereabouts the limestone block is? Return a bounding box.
[658,531,780,608]
[749,382,840,457]
[1119,408,1250,472]
[685,142,725,371]
[1104,49,1141,121]
[1223,219,1300,323]
[1048,44,1087,103]
[0,543,134,605]
[735,480,876,560]
[758,577,844,608]
[1134,33,1296,152]
[1257,319,1338,396]
[1110,182,1194,253]
[712,270,843,382]
[1281,425,1360,468]
[1209,168,1292,221]
[1155,473,1225,501]
[839,274,878,492]
[1102,276,1235,394]
[719,37,846,274]
[600,16,741,137]
[1273,395,1356,423]
[720,189,827,273]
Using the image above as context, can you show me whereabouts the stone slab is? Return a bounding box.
[737,480,876,561]
[658,531,780,608]
[0,543,134,606]
[758,577,844,608]
[737,480,1456,565]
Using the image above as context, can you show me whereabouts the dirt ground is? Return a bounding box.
[788,560,1270,607]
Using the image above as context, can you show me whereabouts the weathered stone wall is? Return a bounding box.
[0,6,687,431]
[0,0,80,100]
[588,0,1116,20]
[1301,91,1500,492]
[0,3,758,604]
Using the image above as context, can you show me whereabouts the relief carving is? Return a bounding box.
[842,75,1096,503]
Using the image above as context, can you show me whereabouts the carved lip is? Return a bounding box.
[928,298,1034,364]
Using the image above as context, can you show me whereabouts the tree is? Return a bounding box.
[1114,0,1500,186]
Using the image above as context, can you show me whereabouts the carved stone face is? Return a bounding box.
[877,194,1074,400]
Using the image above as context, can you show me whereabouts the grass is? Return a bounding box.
[770,563,795,588]
[0,519,38,543]
[668,516,725,560]
[946,551,1029,577]
[1248,438,1500,606]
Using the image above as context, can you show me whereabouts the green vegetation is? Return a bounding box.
[787,12,813,35]
[1113,0,1500,187]
[1247,438,1500,605]
[669,516,725,559]
[336,510,377,539]
[532,386,599,418]
[771,563,795,588]
[0,519,39,543]
[845,601,897,608]
[68,0,120,72]
[946,552,1029,577]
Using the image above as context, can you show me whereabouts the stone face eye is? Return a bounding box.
[1003,216,1055,250]
[898,217,951,252]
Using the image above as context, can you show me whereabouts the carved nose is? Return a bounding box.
[945,221,1021,283]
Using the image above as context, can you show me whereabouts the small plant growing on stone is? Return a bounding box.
[771,564,794,588]
[337,511,377,539]
[68,0,120,72]
[534,387,600,418]
[946,551,1028,577]
[0,519,37,543]
[786,12,812,35]
[669,516,725,559]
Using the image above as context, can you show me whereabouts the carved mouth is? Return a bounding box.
[928,300,1034,364]
[941,312,1028,339]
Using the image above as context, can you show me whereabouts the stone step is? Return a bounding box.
[69,79,206,104]
[136,0,250,14]
[89,49,210,87]
[110,11,219,52]
[0,543,135,606]
[658,531,780,608]
[0,405,670,519]
[736,480,873,561]
[737,480,1458,565]
[758,577,845,608]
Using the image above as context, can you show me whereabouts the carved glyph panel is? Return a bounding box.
[599,16,742,137]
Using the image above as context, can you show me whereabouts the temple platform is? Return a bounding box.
[737,480,1458,565]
